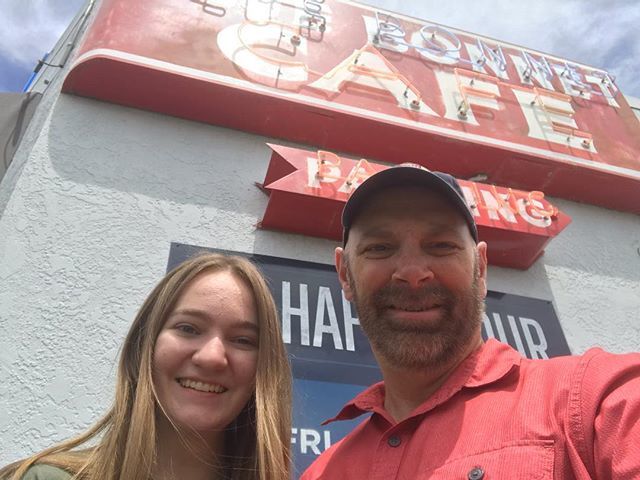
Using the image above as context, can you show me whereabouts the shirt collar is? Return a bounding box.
[324,339,521,425]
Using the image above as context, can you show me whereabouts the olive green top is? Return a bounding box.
[20,465,72,480]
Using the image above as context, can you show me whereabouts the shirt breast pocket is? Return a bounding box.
[421,440,555,479]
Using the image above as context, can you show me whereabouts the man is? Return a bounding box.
[301,165,640,479]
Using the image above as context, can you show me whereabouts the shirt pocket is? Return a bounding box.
[420,439,555,480]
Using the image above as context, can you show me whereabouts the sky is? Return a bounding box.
[1,0,639,98]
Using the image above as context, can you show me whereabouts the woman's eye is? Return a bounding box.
[234,336,258,348]
[176,324,198,335]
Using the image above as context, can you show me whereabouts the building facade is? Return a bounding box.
[1,0,639,476]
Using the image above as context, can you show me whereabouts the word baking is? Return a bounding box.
[261,143,572,269]
[310,149,560,229]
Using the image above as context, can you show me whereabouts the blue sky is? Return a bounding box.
[1,1,85,91]
[1,0,639,99]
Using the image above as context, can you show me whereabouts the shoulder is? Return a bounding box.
[20,465,72,480]
[569,348,640,404]
[523,348,640,435]
[519,347,640,387]
[560,349,640,477]
[537,347,640,382]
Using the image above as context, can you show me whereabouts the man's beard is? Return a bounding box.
[348,260,485,370]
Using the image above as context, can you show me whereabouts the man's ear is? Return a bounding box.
[335,247,354,301]
[476,241,489,298]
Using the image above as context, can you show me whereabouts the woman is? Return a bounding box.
[1,253,292,480]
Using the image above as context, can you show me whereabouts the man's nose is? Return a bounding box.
[391,251,435,288]
[192,336,228,370]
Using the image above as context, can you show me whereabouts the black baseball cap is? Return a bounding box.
[342,164,478,245]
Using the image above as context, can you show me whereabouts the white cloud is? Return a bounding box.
[0,0,85,68]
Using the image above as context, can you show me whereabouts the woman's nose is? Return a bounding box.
[192,336,228,370]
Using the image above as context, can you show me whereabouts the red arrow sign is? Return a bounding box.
[260,144,571,269]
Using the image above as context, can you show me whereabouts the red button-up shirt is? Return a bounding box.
[301,339,640,479]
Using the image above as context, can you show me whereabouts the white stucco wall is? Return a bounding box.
[1,53,639,472]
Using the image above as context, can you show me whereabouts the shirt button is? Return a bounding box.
[387,435,401,447]
[468,467,484,480]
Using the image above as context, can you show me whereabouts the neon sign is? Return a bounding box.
[260,144,572,269]
[63,0,640,214]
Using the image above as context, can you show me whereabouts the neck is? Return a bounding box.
[153,416,224,480]
[379,337,483,423]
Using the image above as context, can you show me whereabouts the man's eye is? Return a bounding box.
[365,244,389,252]
[362,244,395,258]
[429,242,458,253]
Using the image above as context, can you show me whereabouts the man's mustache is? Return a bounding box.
[371,283,454,308]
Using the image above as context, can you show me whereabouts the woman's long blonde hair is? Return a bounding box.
[1,253,292,480]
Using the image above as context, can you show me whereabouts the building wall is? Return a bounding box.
[1,57,639,470]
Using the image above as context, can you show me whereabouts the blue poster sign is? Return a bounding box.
[167,242,571,475]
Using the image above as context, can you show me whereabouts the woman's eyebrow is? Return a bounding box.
[169,308,209,320]
[234,321,259,333]
[169,309,259,332]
